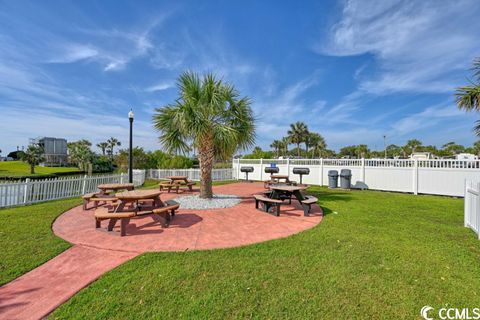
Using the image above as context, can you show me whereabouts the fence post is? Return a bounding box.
[464,180,469,227]
[236,159,240,180]
[23,178,30,204]
[82,174,87,194]
[413,159,418,195]
[361,158,366,183]
[477,182,480,239]
[287,158,290,176]
[260,158,263,182]
[320,158,324,186]
[120,173,124,184]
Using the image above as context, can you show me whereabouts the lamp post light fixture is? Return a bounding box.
[128,109,134,183]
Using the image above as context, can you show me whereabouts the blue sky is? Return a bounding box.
[1,0,480,154]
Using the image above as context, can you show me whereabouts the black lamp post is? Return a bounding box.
[128,109,134,183]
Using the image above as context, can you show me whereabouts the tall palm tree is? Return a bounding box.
[107,137,121,157]
[270,140,283,158]
[281,136,290,156]
[456,57,480,135]
[96,142,109,155]
[153,72,255,198]
[309,133,326,158]
[287,122,309,157]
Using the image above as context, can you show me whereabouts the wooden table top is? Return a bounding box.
[270,175,289,179]
[166,176,188,180]
[270,185,307,192]
[97,183,134,190]
[115,189,162,200]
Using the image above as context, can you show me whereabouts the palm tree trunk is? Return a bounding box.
[297,143,300,157]
[198,138,214,199]
[30,164,35,174]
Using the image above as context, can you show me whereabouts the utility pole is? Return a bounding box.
[383,135,387,159]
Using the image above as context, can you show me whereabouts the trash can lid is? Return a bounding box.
[328,170,338,175]
[340,169,352,176]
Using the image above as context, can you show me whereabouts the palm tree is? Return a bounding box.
[309,133,326,158]
[96,142,109,155]
[107,137,121,157]
[405,139,422,155]
[287,122,309,157]
[270,140,283,158]
[21,144,44,174]
[153,72,255,198]
[281,137,290,156]
[456,58,480,134]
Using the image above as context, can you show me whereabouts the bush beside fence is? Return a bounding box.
[0,170,145,208]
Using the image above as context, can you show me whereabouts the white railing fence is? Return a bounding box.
[465,180,480,238]
[233,158,480,197]
[0,170,145,208]
[147,168,235,181]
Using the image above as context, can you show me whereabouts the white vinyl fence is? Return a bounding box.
[233,158,480,197]
[465,180,480,238]
[0,170,145,208]
[147,168,235,181]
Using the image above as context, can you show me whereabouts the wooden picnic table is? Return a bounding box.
[269,185,307,203]
[97,183,134,195]
[160,176,195,193]
[264,184,317,216]
[264,175,297,189]
[115,189,170,227]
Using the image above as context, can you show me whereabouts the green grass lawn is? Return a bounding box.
[1,185,478,318]
[44,187,480,319]
[0,161,80,177]
[0,198,80,285]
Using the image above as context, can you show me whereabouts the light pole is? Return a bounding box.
[383,135,387,159]
[128,109,134,183]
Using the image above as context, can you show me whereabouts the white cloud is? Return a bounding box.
[49,44,98,63]
[320,0,480,94]
[145,81,175,92]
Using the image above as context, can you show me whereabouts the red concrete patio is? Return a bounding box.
[54,182,323,251]
[0,182,322,320]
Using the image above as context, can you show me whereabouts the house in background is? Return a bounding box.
[29,137,68,167]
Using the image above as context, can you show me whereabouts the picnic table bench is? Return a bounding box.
[94,190,180,236]
[159,176,195,193]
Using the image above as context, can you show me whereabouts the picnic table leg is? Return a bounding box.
[107,218,118,231]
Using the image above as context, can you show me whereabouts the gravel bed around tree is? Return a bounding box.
[173,194,241,210]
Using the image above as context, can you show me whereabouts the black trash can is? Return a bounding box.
[340,169,352,189]
[328,170,338,188]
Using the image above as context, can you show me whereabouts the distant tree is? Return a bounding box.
[442,142,465,156]
[472,141,480,156]
[107,137,121,158]
[287,122,309,157]
[405,139,423,155]
[96,142,109,156]
[21,144,44,174]
[386,144,402,158]
[339,145,358,158]
[281,137,290,156]
[309,133,327,158]
[355,144,369,158]
[67,140,94,170]
[270,140,283,158]
[7,150,25,160]
[456,57,480,135]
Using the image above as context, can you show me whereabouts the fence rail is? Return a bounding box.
[147,168,235,181]
[465,180,480,238]
[233,158,480,197]
[0,170,145,208]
